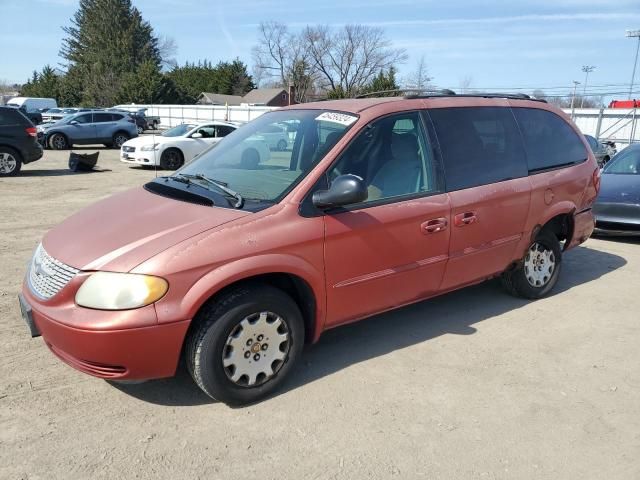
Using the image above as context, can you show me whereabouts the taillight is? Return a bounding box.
[592,167,601,193]
[25,127,37,137]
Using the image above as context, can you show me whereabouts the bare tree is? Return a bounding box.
[459,74,473,93]
[403,55,432,91]
[252,21,317,102]
[158,35,178,70]
[304,24,407,97]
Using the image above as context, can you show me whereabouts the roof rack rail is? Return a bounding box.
[453,92,547,102]
[355,88,456,99]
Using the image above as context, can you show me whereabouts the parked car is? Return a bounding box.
[41,111,138,149]
[257,123,289,151]
[19,94,599,405]
[41,108,66,123]
[120,121,239,169]
[584,134,611,167]
[0,106,43,176]
[593,144,640,235]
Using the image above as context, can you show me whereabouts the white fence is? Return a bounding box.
[113,103,277,127]
[563,108,639,149]
[116,103,639,149]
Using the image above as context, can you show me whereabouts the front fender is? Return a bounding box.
[154,254,326,341]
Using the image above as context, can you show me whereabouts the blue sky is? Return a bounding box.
[2,0,640,98]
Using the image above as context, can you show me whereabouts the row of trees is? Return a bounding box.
[20,0,254,107]
[19,0,425,106]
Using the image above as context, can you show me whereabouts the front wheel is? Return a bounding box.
[185,284,304,406]
[501,230,562,299]
[49,133,68,150]
[159,148,183,170]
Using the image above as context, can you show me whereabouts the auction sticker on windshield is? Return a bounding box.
[316,112,358,126]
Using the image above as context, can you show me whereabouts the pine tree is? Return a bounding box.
[59,0,161,106]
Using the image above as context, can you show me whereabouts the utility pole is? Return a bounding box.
[571,80,580,118]
[626,30,640,99]
[580,66,595,108]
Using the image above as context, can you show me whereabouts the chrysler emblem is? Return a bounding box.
[33,255,54,278]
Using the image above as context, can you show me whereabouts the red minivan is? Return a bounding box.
[19,93,599,405]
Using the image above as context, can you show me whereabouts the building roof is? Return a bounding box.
[241,88,287,105]
[198,92,243,105]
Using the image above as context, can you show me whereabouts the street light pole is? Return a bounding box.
[627,30,640,99]
[571,80,580,118]
[580,65,595,108]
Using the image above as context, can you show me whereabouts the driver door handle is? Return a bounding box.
[422,218,448,234]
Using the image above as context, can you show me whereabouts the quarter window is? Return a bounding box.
[327,111,440,203]
[428,107,528,192]
[512,108,588,173]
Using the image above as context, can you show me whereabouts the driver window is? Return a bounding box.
[197,126,215,138]
[327,111,438,203]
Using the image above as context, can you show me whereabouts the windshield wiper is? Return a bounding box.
[174,173,244,208]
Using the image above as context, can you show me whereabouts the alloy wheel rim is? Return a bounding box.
[115,136,127,147]
[0,152,17,173]
[53,135,65,149]
[222,311,290,387]
[524,242,556,287]
[166,153,180,169]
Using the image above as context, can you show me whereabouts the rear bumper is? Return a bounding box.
[566,209,595,250]
[22,286,190,380]
[20,142,43,164]
[593,202,640,235]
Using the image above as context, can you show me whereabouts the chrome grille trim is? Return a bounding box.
[28,244,79,300]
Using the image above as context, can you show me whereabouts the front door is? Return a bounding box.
[68,113,96,144]
[321,111,451,327]
[426,106,532,290]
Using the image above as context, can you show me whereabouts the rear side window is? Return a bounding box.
[428,107,528,191]
[0,108,25,126]
[512,108,588,173]
[216,125,235,137]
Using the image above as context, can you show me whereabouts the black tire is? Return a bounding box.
[49,133,69,150]
[501,230,562,299]
[152,121,158,130]
[276,139,287,151]
[136,125,144,135]
[160,148,184,170]
[112,132,129,149]
[185,284,304,406]
[0,146,22,176]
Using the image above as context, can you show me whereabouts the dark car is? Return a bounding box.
[0,107,43,176]
[593,144,640,235]
[584,134,612,167]
[41,111,138,149]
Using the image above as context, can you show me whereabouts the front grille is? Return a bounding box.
[122,145,135,153]
[28,244,79,299]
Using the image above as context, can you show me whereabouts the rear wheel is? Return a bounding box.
[276,139,287,151]
[112,132,129,149]
[185,284,304,405]
[501,230,561,299]
[136,125,144,135]
[160,148,183,170]
[49,133,68,150]
[0,147,22,176]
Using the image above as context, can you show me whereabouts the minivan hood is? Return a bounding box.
[43,187,249,272]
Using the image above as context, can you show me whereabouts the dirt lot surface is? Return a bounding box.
[1,144,639,479]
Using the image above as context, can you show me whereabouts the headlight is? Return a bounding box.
[75,272,168,310]
[140,143,160,151]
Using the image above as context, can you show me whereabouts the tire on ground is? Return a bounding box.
[501,229,562,299]
[185,284,304,406]
[0,146,22,176]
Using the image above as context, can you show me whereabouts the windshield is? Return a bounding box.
[604,148,640,175]
[163,124,196,137]
[176,109,358,202]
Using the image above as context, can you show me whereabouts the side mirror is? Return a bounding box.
[69,120,78,125]
[191,132,202,138]
[312,174,368,209]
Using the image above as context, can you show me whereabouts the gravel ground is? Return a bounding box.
[1,144,639,479]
